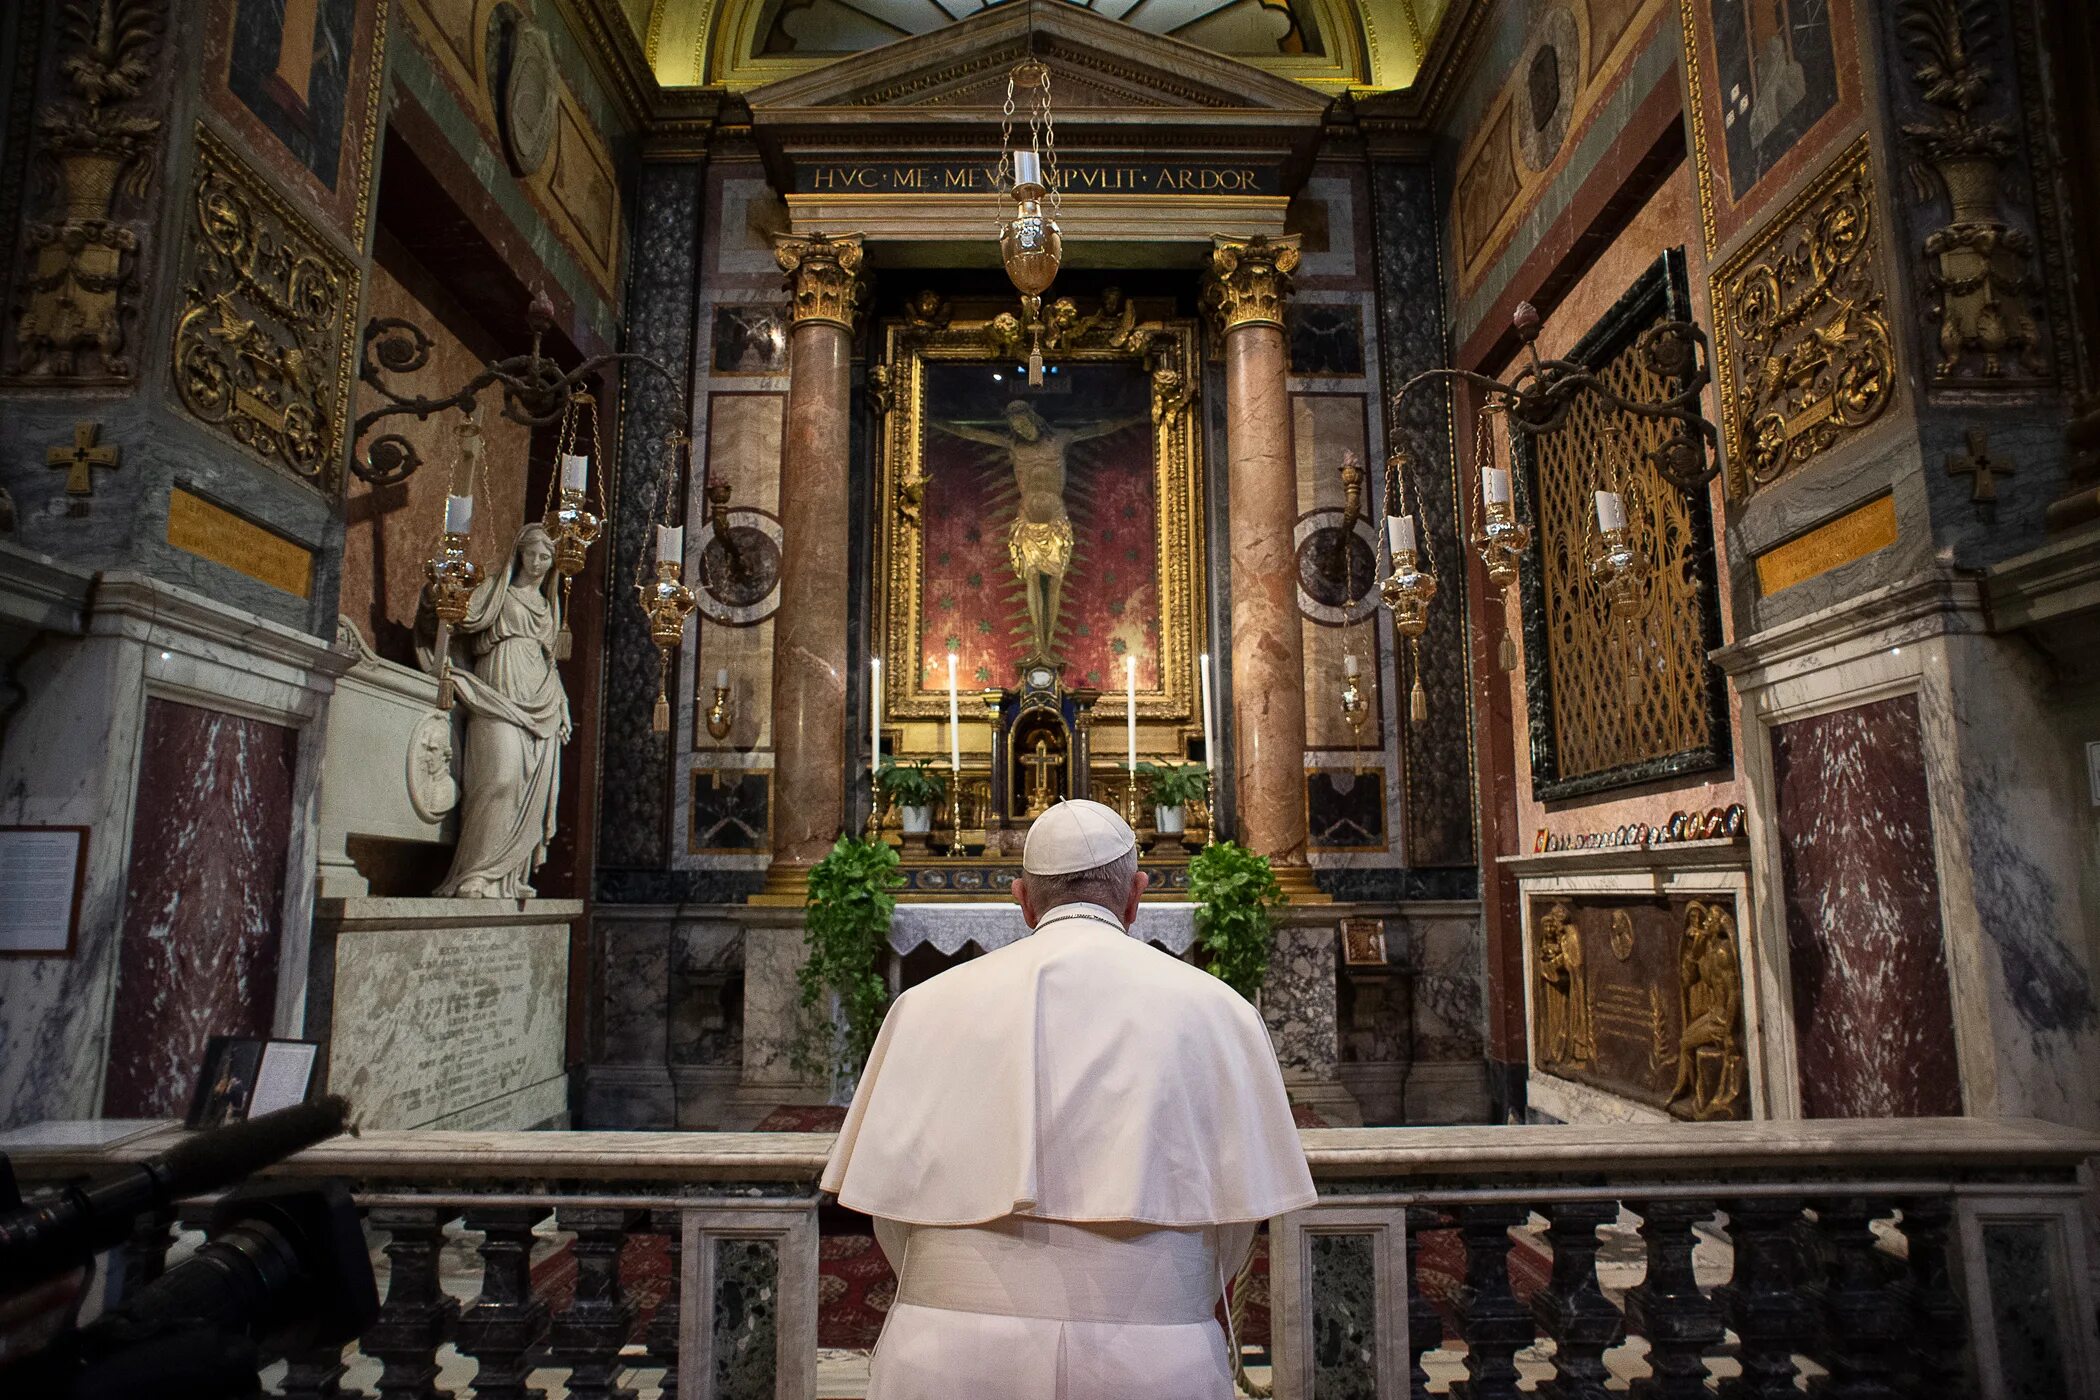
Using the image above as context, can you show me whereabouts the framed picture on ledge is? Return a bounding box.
[185,1035,320,1128]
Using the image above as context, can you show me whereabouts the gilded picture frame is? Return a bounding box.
[874,314,1206,725]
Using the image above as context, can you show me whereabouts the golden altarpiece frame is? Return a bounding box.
[872,304,1208,829]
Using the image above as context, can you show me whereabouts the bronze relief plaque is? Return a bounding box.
[1530,893,1749,1121]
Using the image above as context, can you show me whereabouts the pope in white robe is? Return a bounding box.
[822,799,1316,1399]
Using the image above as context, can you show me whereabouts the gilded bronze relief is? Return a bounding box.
[1529,893,1749,1121]
[1711,137,1896,498]
[171,126,358,495]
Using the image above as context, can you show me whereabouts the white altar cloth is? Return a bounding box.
[888,902,1198,956]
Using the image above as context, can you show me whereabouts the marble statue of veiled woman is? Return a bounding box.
[420,523,571,898]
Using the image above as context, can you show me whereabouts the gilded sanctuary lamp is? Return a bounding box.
[541,391,606,660]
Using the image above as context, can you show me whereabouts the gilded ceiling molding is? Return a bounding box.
[1709,137,1896,500]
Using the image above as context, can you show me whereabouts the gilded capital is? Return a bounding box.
[775,232,865,329]
[1203,234,1301,333]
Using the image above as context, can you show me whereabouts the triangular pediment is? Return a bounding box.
[747,0,1333,119]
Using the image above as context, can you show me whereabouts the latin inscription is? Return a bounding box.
[1754,493,1899,596]
[166,487,316,597]
[796,161,1282,197]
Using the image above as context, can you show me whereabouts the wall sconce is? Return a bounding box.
[706,668,734,742]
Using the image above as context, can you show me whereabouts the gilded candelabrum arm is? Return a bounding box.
[704,481,745,585]
[1389,301,1721,492]
[353,294,681,487]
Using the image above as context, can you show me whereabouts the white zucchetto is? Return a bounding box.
[1021,798,1137,875]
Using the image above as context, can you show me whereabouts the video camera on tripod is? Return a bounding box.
[0,1097,378,1400]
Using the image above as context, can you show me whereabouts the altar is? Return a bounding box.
[890,901,1198,957]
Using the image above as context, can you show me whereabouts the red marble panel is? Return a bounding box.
[102,700,298,1118]
[1772,694,1963,1117]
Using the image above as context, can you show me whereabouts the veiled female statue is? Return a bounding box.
[419,523,571,898]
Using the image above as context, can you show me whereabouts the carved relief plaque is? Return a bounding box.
[170,126,358,496]
[1710,138,1896,499]
[1529,893,1749,1121]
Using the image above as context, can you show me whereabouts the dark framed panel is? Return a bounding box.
[1512,248,1731,801]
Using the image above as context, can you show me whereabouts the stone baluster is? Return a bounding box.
[550,1208,642,1399]
[1894,1197,1967,1392]
[455,1207,552,1400]
[1715,1197,1813,1400]
[644,1210,684,1396]
[365,1206,462,1400]
[1204,234,1309,865]
[1451,1203,1534,1400]
[1531,1201,1622,1399]
[1404,1207,1448,1400]
[768,233,864,874]
[1624,1198,1722,1400]
[1808,1197,1904,1400]
[281,1343,364,1399]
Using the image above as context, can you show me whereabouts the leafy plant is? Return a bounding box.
[794,835,901,1086]
[1137,760,1210,808]
[1189,839,1286,1002]
[876,758,948,808]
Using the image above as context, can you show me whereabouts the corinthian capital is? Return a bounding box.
[774,232,865,329]
[1203,234,1301,333]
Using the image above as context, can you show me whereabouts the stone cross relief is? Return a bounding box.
[46,422,120,505]
[1945,428,2012,503]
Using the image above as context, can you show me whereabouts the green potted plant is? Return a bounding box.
[795,834,902,1098]
[877,758,948,836]
[1188,839,1286,1002]
[1137,760,1209,837]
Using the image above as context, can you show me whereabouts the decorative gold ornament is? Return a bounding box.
[1378,453,1439,723]
[1587,522,1649,626]
[1711,138,1895,498]
[1669,900,1745,1120]
[635,432,698,735]
[774,232,864,329]
[1338,665,1368,744]
[11,0,162,382]
[706,679,734,741]
[1203,235,1301,333]
[541,392,607,661]
[1945,427,2013,503]
[46,421,119,500]
[172,127,356,493]
[996,59,1062,318]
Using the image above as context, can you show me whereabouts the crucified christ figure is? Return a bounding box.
[932,399,1148,665]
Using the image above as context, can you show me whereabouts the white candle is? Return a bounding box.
[1344,653,1359,677]
[870,657,882,774]
[1014,148,1042,188]
[715,667,729,690]
[1386,513,1416,556]
[444,493,473,534]
[947,652,961,774]
[1125,654,1137,774]
[656,523,683,565]
[1198,653,1216,775]
[1484,466,1511,505]
[561,453,589,493]
[1595,490,1627,531]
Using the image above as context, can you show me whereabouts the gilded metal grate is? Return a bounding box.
[1515,252,1729,800]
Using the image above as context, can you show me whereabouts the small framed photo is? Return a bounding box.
[1340,917,1388,966]
[186,1036,320,1128]
[0,825,89,957]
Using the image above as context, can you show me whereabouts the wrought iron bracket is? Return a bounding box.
[1390,300,1722,494]
[351,293,681,486]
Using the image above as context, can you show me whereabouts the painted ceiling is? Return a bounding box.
[630,0,1453,92]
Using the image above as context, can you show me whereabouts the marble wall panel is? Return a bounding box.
[1408,913,1487,1063]
[1262,923,1340,1082]
[712,1237,781,1400]
[102,700,297,1117]
[671,921,745,1067]
[1308,1231,1378,1398]
[1771,694,1964,1117]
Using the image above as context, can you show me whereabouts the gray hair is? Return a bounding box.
[1022,847,1141,917]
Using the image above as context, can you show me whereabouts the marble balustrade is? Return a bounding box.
[9,1118,2096,1400]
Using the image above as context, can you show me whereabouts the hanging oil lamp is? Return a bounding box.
[542,389,605,661]
[1379,450,1439,722]
[998,58,1061,384]
[636,431,699,734]
[426,413,487,710]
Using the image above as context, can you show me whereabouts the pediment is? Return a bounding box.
[746,0,1333,119]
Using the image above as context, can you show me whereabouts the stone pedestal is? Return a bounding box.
[311,898,578,1130]
[1208,235,1309,865]
[768,234,862,871]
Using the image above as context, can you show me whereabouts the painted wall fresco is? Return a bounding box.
[1770,694,1965,1118]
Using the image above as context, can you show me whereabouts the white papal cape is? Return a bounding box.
[821,901,1316,1399]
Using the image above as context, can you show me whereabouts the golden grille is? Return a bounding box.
[1519,262,1726,796]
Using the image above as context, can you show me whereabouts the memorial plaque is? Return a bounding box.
[1754,493,1898,596]
[167,487,315,597]
[1529,893,1749,1120]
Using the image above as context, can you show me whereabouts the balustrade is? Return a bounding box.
[7,1120,2095,1400]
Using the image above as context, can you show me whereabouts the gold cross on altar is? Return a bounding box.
[1019,736,1064,817]
[47,422,119,496]
[1945,428,2012,503]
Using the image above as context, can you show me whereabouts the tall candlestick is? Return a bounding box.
[870,657,882,775]
[1198,653,1216,775]
[1484,466,1511,506]
[444,493,473,534]
[1594,490,1627,531]
[561,453,589,493]
[947,652,961,775]
[1125,654,1137,774]
[1386,513,1416,556]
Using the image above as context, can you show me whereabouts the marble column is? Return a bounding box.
[1209,235,1308,865]
[768,234,862,868]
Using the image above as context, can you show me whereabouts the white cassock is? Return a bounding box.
[821,899,1317,1399]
